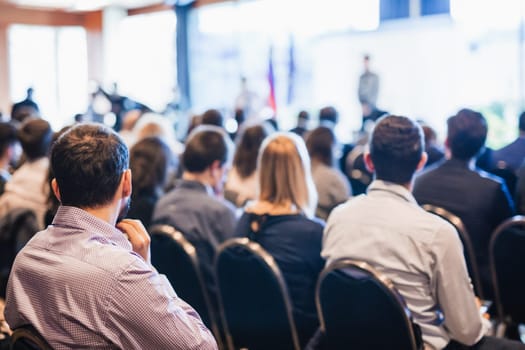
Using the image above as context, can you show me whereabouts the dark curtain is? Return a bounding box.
[175,2,193,110]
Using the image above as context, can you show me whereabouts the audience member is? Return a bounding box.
[234,132,323,347]
[306,126,351,220]
[127,137,173,228]
[152,125,237,307]
[289,110,310,137]
[10,88,40,124]
[492,111,525,172]
[201,109,224,128]
[420,122,445,167]
[515,160,525,214]
[4,123,217,349]
[413,109,515,299]
[0,123,19,195]
[225,123,271,208]
[319,106,338,129]
[322,115,525,350]
[0,118,52,228]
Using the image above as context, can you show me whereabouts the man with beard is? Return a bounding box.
[4,123,217,349]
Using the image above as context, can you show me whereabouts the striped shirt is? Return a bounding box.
[5,205,217,349]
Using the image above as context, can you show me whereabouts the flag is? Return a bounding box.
[267,46,277,113]
[287,35,295,105]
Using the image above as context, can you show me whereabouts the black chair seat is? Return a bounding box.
[316,259,421,350]
[215,238,300,350]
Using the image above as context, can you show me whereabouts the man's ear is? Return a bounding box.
[416,151,428,172]
[364,152,375,173]
[51,178,61,202]
[121,169,132,198]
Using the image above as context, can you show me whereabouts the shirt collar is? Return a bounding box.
[51,206,131,250]
[177,179,214,196]
[367,180,417,205]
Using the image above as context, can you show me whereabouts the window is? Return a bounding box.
[8,24,88,129]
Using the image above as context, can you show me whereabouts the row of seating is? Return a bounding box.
[149,225,421,350]
[424,206,525,335]
[6,212,525,349]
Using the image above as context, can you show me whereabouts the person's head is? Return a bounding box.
[518,111,525,133]
[297,110,310,128]
[201,109,224,128]
[0,122,19,166]
[257,132,317,218]
[10,100,40,124]
[233,123,271,179]
[50,123,130,211]
[366,115,426,185]
[363,54,371,70]
[446,108,487,160]
[306,126,336,167]
[319,106,338,128]
[130,137,172,196]
[18,118,52,161]
[183,125,233,190]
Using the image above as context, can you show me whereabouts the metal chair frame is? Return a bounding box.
[489,215,525,333]
[215,237,301,350]
[149,224,223,349]
[315,258,419,350]
[422,204,485,300]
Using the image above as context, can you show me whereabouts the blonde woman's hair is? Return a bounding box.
[257,132,318,218]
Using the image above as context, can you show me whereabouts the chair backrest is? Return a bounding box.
[316,259,419,350]
[422,204,484,300]
[10,325,52,350]
[149,224,222,346]
[489,215,525,324]
[215,238,300,350]
[0,208,39,298]
[345,145,373,195]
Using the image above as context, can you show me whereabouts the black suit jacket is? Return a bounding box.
[413,158,515,298]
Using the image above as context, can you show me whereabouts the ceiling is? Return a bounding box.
[0,0,165,11]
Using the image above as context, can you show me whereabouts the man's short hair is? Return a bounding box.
[0,122,18,156]
[519,111,525,132]
[51,123,129,208]
[370,115,424,184]
[182,125,232,173]
[18,118,52,161]
[319,106,338,126]
[201,109,224,128]
[447,109,487,160]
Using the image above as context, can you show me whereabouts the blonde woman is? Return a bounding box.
[234,132,325,347]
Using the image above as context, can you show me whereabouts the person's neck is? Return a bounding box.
[247,200,299,216]
[83,205,119,226]
[182,171,212,187]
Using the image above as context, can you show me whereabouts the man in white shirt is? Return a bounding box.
[322,115,524,349]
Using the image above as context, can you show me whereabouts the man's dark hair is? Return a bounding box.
[519,111,525,132]
[10,100,40,124]
[183,125,231,173]
[18,118,52,161]
[306,126,336,167]
[370,115,424,184]
[319,106,338,126]
[0,122,18,156]
[201,109,224,127]
[447,109,487,160]
[51,123,129,208]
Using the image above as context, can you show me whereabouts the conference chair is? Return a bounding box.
[10,325,52,350]
[315,258,421,350]
[422,204,485,300]
[489,216,525,337]
[215,238,300,350]
[149,224,223,348]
